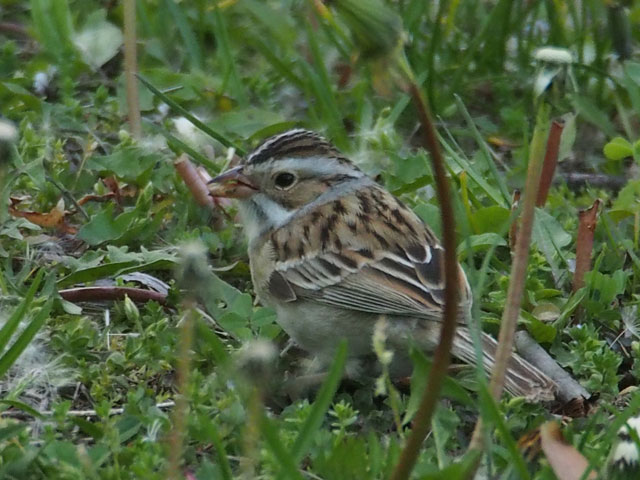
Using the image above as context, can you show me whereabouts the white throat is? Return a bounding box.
[239,193,294,244]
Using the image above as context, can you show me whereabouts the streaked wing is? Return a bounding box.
[267,185,471,320]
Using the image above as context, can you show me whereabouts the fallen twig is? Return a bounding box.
[562,172,626,191]
[0,401,175,419]
[514,331,589,404]
[59,286,167,305]
[0,22,29,38]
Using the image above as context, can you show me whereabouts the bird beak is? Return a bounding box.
[207,165,258,199]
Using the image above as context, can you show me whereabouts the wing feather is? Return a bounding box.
[267,185,472,320]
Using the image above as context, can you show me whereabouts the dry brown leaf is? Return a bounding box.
[9,198,77,234]
[540,421,597,480]
[77,192,116,206]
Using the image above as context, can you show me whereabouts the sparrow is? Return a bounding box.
[208,129,556,402]
[606,415,640,479]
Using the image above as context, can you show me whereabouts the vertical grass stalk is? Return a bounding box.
[123,0,141,138]
[167,303,195,479]
[469,105,550,452]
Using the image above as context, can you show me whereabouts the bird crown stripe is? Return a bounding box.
[247,129,344,165]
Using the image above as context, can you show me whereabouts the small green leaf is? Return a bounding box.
[527,316,557,343]
[457,233,507,259]
[624,62,640,85]
[557,113,577,162]
[531,303,561,322]
[77,204,138,246]
[414,203,441,238]
[604,137,633,161]
[86,147,160,182]
[0,400,44,419]
[73,10,123,70]
[471,206,510,234]
[532,208,572,250]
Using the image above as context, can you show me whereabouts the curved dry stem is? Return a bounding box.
[389,81,459,480]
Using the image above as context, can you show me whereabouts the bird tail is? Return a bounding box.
[451,327,557,402]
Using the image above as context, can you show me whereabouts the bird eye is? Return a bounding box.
[274,172,296,189]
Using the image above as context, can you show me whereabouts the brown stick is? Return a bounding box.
[123,0,141,138]
[389,81,459,480]
[0,22,29,38]
[573,199,601,292]
[536,119,564,207]
[514,331,589,403]
[563,172,626,191]
[59,287,167,305]
[174,154,215,207]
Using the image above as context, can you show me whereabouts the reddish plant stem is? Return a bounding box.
[175,154,215,208]
[573,199,601,292]
[389,82,459,480]
[535,119,564,207]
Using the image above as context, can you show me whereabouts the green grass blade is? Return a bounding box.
[302,20,348,149]
[0,399,44,419]
[449,0,513,93]
[0,269,44,353]
[438,132,507,206]
[210,6,248,106]
[136,75,245,155]
[0,298,53,378]
[454,95,511,204]
[290,339,347,462]
[259,414,305,480]
[0,423,27,442]
[195,318,229,365]
[163,0,203,70]
[51,0,73,49]
[202,417,234,480]
[144,120,219,172]
[477,384,530,480]
[249,40,305,90]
